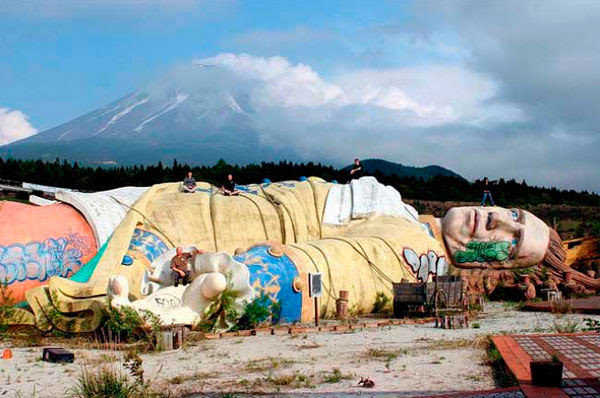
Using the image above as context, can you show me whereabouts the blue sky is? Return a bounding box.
[1,0,599,192]
[2,0,437,130]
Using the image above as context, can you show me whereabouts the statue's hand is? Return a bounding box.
[200,272,227,299]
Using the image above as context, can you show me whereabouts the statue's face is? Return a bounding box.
[441,206,550,269]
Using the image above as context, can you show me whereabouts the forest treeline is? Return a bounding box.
[1,157,599,207]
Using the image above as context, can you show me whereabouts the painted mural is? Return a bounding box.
[127,228,169,266]
[0,201,98,303]
[235,245,302,323]
[0,233,90,286]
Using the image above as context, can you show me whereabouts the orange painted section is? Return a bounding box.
[0,201,97,303]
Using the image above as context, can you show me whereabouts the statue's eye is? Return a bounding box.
[511,210,519,221]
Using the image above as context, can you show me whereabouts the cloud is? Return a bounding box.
[149,53,527,177]
[0,107,38,145]
[186,53,523,127]
[397,0,600,191]
[416,0,600,135]
[145,51,600,191]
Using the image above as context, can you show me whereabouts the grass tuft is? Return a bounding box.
[66,364,140,398]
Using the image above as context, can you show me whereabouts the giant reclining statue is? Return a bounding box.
[1,177,595,332]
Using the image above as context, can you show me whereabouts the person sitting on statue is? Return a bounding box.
[221,174,240,196]
[182,171,197,193]
[349,158,364,181]
[171,247,195,286]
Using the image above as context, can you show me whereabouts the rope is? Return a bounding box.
[305,242,339,299]
[288,243,337,303]
[239,193,270,241]
[372,236,406,268]
[109,195,177,248]
[324,236,395,284]
[259,184,288,243]
[273,192,299,242]
[306,180,323,240]
[352,238,395,294]
[208,187,220,251]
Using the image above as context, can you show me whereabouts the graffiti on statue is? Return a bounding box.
[403,248,447,282]
[454,241,511,263]
[0,233,92,285]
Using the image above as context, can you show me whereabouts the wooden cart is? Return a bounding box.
[392,275,463,317]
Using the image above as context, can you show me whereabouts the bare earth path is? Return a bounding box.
[1,302,599,398]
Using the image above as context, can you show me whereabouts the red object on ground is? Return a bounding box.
[2,349,12,359]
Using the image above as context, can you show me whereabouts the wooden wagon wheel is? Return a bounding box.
[430,288,448,310]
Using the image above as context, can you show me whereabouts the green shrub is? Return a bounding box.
[103,301,162,347]
[67,364,140,398]
[0,278,15,339]
[231,293,281,332]
[372,292,391,314]
[551,318,580,334]
[195,280,240,332]
[195,278,281,332]
[583,317,600,332]
[484,338,517,387]
[591,220,600,236]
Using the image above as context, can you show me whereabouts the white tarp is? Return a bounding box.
[22,182,76,194]
[28,195,57,206]
[55,186,148,247]
[323,177,419,226]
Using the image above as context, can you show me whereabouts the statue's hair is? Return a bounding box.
[542,228,567,271]
[543,227,600,290]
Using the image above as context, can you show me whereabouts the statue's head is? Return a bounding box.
[441,206,565,270]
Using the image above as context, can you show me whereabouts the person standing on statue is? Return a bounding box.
[480,177,496,206]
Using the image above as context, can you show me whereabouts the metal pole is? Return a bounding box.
[314,297,319,327]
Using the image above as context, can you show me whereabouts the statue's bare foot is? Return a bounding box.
[107,275,131,307]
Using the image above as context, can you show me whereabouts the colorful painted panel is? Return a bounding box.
[235,245,302,323]
[0,234,90,286]
[0,201,97,302]
[235,185,259,195]
[127,228,169,265]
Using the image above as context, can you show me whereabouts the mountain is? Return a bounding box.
[349,158,464,180]
[0,90,299,165]
[0,91,462,181]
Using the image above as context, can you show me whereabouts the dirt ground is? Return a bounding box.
[1,302,598,398]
